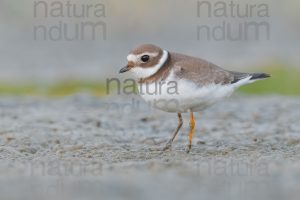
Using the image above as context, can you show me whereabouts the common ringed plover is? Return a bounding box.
[119,44,270,153]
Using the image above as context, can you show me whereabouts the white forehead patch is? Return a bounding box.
[130,50,168,79]
[127,54,138,63]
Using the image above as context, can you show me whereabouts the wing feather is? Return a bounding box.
[173,59,234,86]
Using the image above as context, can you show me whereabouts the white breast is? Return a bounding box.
[138,70,237,113]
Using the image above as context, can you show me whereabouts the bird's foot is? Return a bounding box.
[162,141,173,151]
[185,144,192,153]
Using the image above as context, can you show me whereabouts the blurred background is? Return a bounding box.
[0,0,299,96]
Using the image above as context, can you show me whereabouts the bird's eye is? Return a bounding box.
[141,55,150,62]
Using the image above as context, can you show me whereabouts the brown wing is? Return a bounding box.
[173,57,234,86]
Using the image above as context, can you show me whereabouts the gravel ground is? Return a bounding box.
[0,94,300,200]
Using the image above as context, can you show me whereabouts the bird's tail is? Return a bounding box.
[249,73,271,81]
[230,71,271,84]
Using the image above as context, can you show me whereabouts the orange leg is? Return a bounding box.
[163,113,183,151]
[186,111,195,153]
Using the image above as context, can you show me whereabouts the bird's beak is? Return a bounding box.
[119,65,130,73]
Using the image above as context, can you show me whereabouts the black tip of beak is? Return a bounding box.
[119,66,129,73]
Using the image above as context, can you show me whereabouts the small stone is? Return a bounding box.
[140,117,149,122]
[140,117,154,122]
[19,147,37,154]
[6,135,15,143]
[96,121,101,127]
[197,141,206,145]
[287,139,300,146]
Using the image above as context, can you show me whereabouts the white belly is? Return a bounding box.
[138,74,236,113]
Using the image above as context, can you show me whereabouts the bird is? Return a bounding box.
[119,44,270,153]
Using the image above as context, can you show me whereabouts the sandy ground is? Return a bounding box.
[0,94,300,200]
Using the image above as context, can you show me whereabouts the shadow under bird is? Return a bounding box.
[119,44,270,153]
